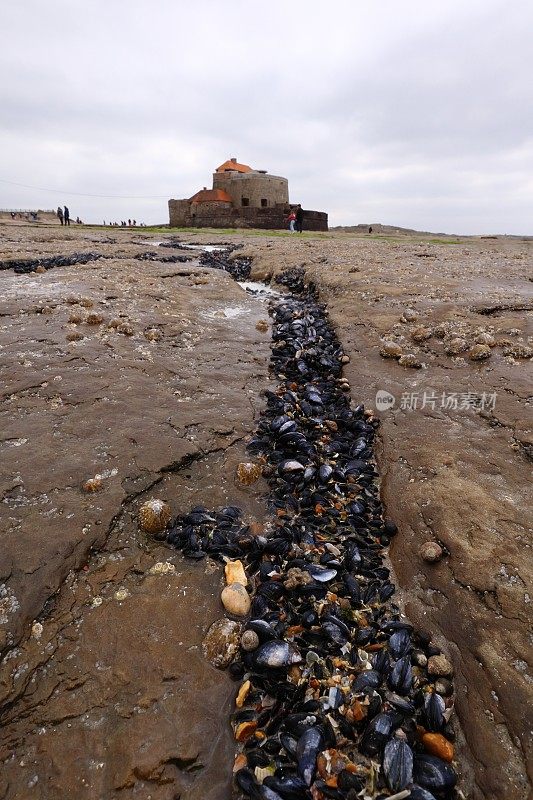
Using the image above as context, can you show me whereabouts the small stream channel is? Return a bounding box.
[158,245,460,800]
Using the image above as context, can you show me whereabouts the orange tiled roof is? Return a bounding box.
[189,188,232,203]
[215,158,252,174]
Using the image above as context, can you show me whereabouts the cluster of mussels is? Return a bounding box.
[162,262,459,800]
[199,246,252,281]
[134,251,192,263]
[0,252,103,274]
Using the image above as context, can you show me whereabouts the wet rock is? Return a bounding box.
[86,312,103,325]
[224,560,247,587]
[419,542,443,563]
[221,583,251,617]
[469,343,491,360]
[380,340,403,359]
[475,332,496,347]
[400,309,418,323]
[421,732,454,762]
[444,336,468,355]
[202,618,242,668]
[138,499,172,534]
[411,326,432,342]
[503,343,533,359]
[284,567,313,589]
[255,319,269,332]
[398,353,423,368]
[144,327,162,341]
[428,654,454,677]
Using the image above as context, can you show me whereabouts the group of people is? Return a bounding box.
[286,204,304,233]
[57,206,70,226]
[103,219,145,227]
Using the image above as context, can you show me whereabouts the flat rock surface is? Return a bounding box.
[0,225,271,799]
[0,224,531,799]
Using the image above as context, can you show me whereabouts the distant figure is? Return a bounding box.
[286,209,296,232]
[295,204,304,233]
[368,226,373,234]
[57,206,64,225]
[64,206,70,226]
[132,219,136,226]
[128,219,131,226]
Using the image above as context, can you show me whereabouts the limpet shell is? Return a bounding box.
[139,498,172,533]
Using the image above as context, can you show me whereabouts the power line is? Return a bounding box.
[0,177,169,199]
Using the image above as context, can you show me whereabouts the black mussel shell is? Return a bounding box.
[296,726,324,786]
[423,692,446,732]
[382,738,414,793]
[388,655,413,695]
[413,754,457,791]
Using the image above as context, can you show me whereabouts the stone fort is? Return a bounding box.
[168,158,328,231]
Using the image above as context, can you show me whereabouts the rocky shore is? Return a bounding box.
[0,224,530,799]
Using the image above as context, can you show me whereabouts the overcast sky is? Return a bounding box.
[1,0,531,233]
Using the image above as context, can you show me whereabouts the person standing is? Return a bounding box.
[57,206,64,225]
[295,204,304,233]
[286,209,296,232]
[64,206,70,226]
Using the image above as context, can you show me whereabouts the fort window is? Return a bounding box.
[241,197,249,207]
[261,199,268,207]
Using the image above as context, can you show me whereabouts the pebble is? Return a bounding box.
[203,618,242,668]
[428,654,454,677]
[82,476,103,493]
[435,677,454,696]
[445,337,468,355]
[411,325,432,342]
[419,541,443,563]
[469,344,491,361]
[256,319,269,333]
[475,332,496,347]
[421,732,455,762]
[221,583,251,617]
[398,353,423,368]
[225,559,247,586]
[380,340,403,359]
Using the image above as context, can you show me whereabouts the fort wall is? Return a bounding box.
[212,172,288,209]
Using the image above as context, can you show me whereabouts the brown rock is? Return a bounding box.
[428,654,454,677]
[445,336,468,355]
[475,332,496,347]
[35,265,46,274]
[419,541,443,563]
[469,343,491,361]
[86,312,103,325]
[411,325,432,342]
[202,618,242,668]
[398,353,423,368]
[255,319,269,332]
[380,340,403,359]
[503,344,533,359]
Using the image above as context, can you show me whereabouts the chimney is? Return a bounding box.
[203,187,207,190]
[230,158,237,163]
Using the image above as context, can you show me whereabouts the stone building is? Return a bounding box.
[168,158,327,231]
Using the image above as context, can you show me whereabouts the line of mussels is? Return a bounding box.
[161,254,460,800]
[0,250,197,274]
